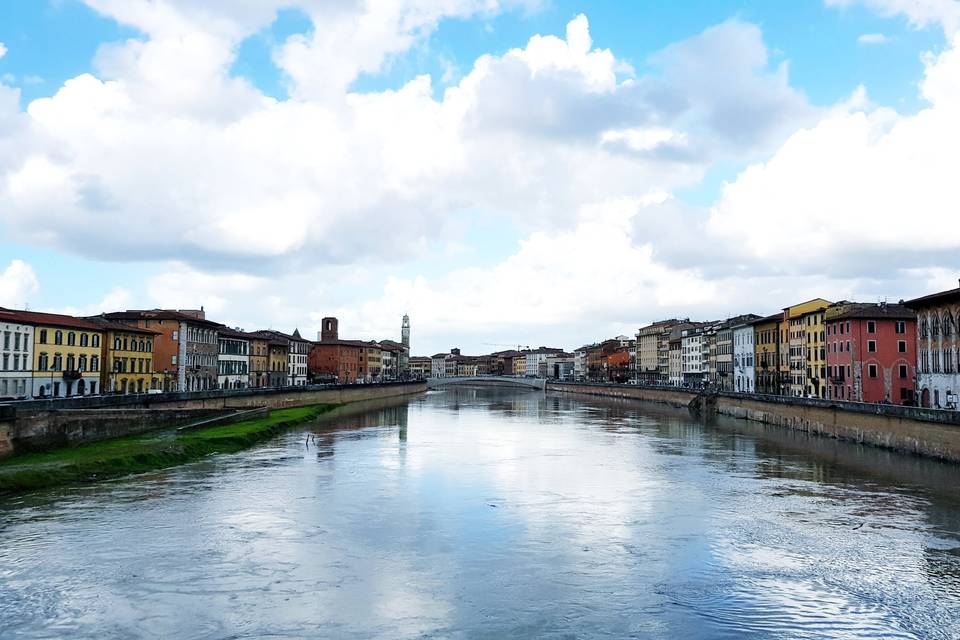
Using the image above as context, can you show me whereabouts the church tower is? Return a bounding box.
[400,314,410,375]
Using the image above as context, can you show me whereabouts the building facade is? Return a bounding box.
[753,314,782,395]
[217,328,250,390]
[904,285,960,409]
[104,309,221,392]
[525,347,565,377]
[87,317,160,394]
[732,322,756,393]
[1,309,106,398]
[681,326,707,386]
[825,302,917,405]
[0,310,33,398]
[784,299,831,398]
[248,335,270,388]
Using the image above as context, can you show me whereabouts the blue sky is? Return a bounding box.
[0,0,956,354]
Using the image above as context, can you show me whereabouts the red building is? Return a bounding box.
[825,302,916,405]
[308,316,370,384]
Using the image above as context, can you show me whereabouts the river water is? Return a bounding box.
[1,388,960,639]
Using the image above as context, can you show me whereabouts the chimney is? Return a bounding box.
[451,348,461,356]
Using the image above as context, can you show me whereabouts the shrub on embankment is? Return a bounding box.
[0,404,338,495]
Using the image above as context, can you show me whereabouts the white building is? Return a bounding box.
[431,353,449,378]
[732,322,756,393]
[681,328,706,386]
[525,347,564,377]
[217,329,250,390]
[0,318,32,398]
[573,348,589,380]
[905,285,960,410]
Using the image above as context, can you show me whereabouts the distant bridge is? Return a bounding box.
[427,376,546,390]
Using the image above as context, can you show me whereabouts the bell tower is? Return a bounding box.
[320,317,338,342]
[400,314,410,374]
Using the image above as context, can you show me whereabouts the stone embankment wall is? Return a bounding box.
[547,382,960,463]
[0,382,426,458]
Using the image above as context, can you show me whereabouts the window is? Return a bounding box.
[868,340,877,353]
[67,332,76,346]
[172,355,178,365]
[899,364,908,379]
[867,321,876,333]
[38,353,48,371]
[13,332,19,351]
[898,340,907,353]
[13,355,19,370]
[92,335,100,348]
[91,356,99,372]
[80,333,88,347]
[895,321,906,334]
[79,355,87,371]
[55,330,63,345]
[172,330,179,341]
[52,354,62,371]
[868,364,878,378]
[115,338,122,351]
[39,329,47,344]
[1,354,7,371]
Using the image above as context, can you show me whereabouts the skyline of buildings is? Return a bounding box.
[1,280,959,411]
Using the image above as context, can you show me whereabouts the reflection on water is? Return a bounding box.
[1,387,959,639]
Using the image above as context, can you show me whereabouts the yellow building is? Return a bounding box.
[752,314,782,394]
[513,355,527,376]
[783,298,832,398]
[89,317,161,394]
[1,309,107,398]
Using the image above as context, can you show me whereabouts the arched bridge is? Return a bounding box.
[427,376,546,390]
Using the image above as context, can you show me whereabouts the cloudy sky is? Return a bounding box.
[0,0,958,356]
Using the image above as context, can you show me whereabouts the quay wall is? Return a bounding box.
[547,382,960,463]
[0,382,426,458]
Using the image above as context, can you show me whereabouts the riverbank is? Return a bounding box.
[0,404,337,495]
[547,381,960,463]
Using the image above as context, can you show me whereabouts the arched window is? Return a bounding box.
[39,329,47,344]
[91,356,99,372]
[115,338,122,351]
[123,337,128,351]
[932,314,941,337]
[80,333,88,347]
[92,335,100,348]
[78,355,87,371]
[944,312,955,337]
[55,330,63,345]
[67,332,76,346]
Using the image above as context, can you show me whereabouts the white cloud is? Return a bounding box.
[55,287,134,317]
[0,260,40,308]
[0,11,812,271]
[0,42,6,60]
[857,32,889,44]
[826,0,960,34]
[708,32,960,270]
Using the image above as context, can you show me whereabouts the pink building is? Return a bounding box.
[825,303,917,405]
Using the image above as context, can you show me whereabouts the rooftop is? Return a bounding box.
[0,307,104,331]
[903,283,960,310]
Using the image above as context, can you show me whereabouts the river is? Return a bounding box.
[1,388,959,639]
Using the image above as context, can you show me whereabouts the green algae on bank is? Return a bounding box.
[0,404,338,495]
